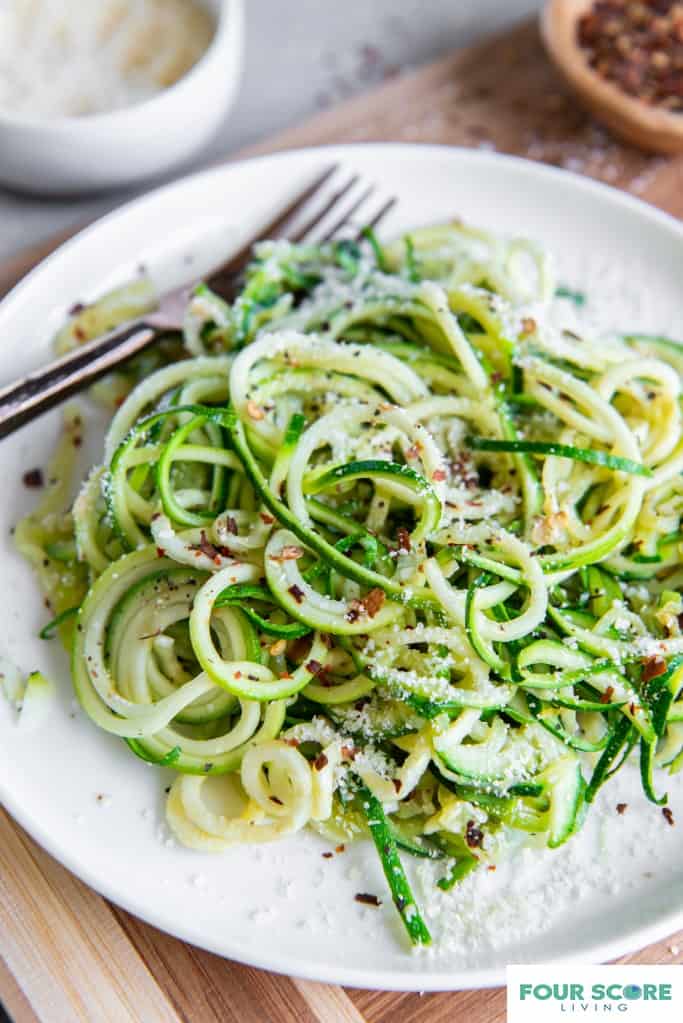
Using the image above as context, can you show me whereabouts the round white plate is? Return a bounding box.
[1,145,682,991]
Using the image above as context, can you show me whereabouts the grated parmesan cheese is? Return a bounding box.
[0,0,215,118]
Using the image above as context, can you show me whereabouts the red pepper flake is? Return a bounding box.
[288,584,304,604]
[306,659,324,677]
[156,547,165,558]
[322,851,334,859]
[392,778,402,793]
[432,468,447,482]
[197,530,221,561]
[320,632,334,649]
[74,326,87,342]
[616,802,628,815]
[396,527,411,552]
[354,893,381,907]
[465,820,484,849]
[405,443,421,460]
[361,587,385,619]
[341,745,359,761]
[314,752,329,771]
[270,795,283,805]
[663,806,675,827]
[270,545,304,562]
[346,600,362,623]
[22,468,44,488]
[335,844,346,854]
[487,865,497,872]
[642,655,667,682]
[520,316,537,336]
[283,737,300,747]
[600,685,615,704]
[226,516,238,536]
[246,400,265,420]
[260,513,275,525]
[578,0,683,112]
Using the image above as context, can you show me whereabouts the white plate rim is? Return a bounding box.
[1,142,683,991]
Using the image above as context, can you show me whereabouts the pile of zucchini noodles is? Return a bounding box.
[18,221,683,948]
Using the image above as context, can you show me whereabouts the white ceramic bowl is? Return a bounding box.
[0,0,244,196]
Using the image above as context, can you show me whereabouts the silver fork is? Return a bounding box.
[0,166,397,440]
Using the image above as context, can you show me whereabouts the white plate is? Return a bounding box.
[1,145,683,992]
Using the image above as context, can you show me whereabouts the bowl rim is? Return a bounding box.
[0,0,242,130]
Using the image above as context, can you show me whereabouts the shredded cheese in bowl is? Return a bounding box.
[0,0,216,118]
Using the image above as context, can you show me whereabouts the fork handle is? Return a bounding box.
[0,320,158,440]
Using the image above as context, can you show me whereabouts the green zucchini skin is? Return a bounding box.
[20,219,683,952]
[466,436,652,478]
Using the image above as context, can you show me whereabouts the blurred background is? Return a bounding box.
[0,0,541,263]
[228,1,541,148]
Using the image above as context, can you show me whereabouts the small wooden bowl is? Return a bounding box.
[541,0,683,154]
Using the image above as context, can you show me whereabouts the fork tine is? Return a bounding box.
[259,163,340,240]
[315,184,375,244]
[205,164,338,287]
[285,174,360,244]
[0,166,402,441]
[353,196,398,241]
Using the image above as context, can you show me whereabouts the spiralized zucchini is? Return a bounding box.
[19,221,683,949]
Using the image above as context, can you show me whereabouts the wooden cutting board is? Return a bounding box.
[1,19,682,1023]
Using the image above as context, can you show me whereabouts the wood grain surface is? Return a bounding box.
[1,18,682,1023]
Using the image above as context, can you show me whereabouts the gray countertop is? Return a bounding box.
[0,0,541,264]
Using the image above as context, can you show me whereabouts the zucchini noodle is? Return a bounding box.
[18,221,683,950]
